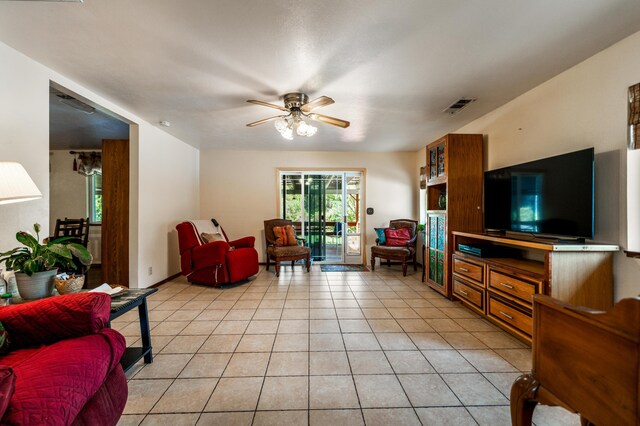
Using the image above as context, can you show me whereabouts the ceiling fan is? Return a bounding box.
[246,92,350,140]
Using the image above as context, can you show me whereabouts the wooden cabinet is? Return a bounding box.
[452,231,618,343]
[423,134,483,298]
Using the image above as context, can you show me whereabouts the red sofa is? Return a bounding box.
[0,293,127,426]
[176,220,259,286]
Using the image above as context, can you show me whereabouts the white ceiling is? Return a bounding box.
[1,0,639,152]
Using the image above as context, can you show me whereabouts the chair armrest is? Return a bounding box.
[228,236,255,249]
[375,238,381,246]
[406,235,418,247]
[0,293,111,349]
[191,241,230,268]
[296,236,306,245]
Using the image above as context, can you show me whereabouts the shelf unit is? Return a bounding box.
[452,231,618,343]
[424,134,483,298]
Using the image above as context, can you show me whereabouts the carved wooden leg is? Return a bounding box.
[371,255,376,272]
[402,260,407,276]
[266,255,270,271]
[386,259,391,267]
[291,260,295,269]
[275,260,281,277]
[510,374,539,426]
[306,254,311,272]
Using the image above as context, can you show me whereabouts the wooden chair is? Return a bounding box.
[370,219,418,276]
[264,219,311,277]
[53,217,90,247]
[510,294,640,426]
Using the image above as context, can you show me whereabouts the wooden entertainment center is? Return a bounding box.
[451,231,618,343]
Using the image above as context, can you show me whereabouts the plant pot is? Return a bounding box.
[55,275,85,295]
[15,269,57,300]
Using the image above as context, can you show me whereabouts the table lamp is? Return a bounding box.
[0,162,42,205]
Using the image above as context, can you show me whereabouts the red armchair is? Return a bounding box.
[176,220,259,286]
[0,292,127,425]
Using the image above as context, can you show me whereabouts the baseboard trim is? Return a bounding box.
[150,272,181,288]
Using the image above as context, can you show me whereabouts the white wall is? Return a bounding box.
[49,150,89,232]
[0,41,199,288]
[199,150,417,263]
[455,30,640,300]
[137,125,199,287]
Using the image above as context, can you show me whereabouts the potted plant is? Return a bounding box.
[0,224,92,300]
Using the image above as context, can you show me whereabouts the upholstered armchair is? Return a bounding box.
[176,220,259,286]
[264,219,311,277]
[370,219,418,276]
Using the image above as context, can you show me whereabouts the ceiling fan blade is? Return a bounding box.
[246,115,285,127]
[308,113,350,128]
[300,96,335,112]
[246,99,289,112]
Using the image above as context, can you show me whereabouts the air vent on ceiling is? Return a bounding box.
[57,94,95,114]
[443,97,476,115]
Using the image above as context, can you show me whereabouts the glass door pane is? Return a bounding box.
[281,173,303,235]
[344,172,362,263]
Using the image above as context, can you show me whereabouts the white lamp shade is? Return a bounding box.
[0,162,42,205]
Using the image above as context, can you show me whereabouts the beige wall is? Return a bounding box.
[454,30,640,300]
[0,41,200,288]
[199,150,418,263]
[49,150,88,232]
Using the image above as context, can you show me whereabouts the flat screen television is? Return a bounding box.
[484,148,594,239]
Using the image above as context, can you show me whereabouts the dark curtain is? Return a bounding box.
[306,175,326,261]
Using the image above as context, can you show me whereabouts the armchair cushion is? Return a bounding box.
[375,228,387,245]
[0,366,15,419]
[273,225,298,246]
[201,232,226,243]
[385,227,412,246]
[267,245,311,257]
[0,293,111,349]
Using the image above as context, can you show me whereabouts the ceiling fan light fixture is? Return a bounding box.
[296,121,317,137]
[248,92,348,139]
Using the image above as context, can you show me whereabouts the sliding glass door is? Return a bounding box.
[280,171,363,264]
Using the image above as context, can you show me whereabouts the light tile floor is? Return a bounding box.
[116,265,580,426]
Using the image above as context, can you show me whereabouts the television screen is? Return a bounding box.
[484,148,594,239]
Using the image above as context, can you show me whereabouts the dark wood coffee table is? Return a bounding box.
[109,288,158,373]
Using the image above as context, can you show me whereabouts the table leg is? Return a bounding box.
[138,298,153,364]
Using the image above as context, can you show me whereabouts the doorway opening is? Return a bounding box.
[49,82,131,287]
[278,170,365,264]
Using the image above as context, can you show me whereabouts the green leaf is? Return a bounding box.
[16,231,38,251]
[47,244,72,259]
[68,243,92,266]
[48,236,78,245]
[22,259,36,276]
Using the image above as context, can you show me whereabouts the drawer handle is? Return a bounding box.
[458,267,469,272]
[459,290,469,296]
[499,311,513,320]
[500,282,514,289]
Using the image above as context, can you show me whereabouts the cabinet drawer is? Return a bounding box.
[453,278,483,309]
[488,270,540,304]
[488,294,532,336]
[453,257,483,283]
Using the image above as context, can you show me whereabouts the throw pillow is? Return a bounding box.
[201,232,226,244]
[273,225,298,246]
[375,228,387,245]
[385,227,412,246]
[0,322,9,356]
[0,366,15,419]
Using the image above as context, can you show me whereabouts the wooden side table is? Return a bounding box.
[108,288,158,372]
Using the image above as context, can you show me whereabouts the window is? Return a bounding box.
[88,173,102,223]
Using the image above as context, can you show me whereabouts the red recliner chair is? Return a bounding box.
[176,220,259,286]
